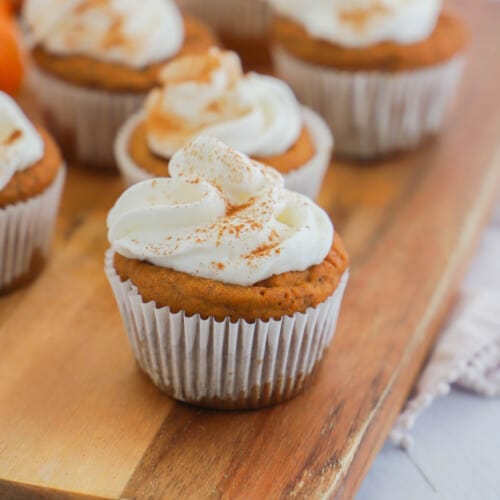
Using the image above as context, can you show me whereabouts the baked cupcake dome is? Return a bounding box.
[0,92,65,293]
[270,0,468,158]
[115,48,333,199]
[23,0,218,170]
[106,136,349,409]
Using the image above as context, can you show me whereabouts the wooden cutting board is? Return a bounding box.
[1,1,500,498]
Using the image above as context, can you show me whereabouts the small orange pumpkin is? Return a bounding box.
[0,2,24,95]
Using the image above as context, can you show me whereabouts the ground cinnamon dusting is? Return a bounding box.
[75,0,108,13]
[102,17,129,50]
[226,199,254,216]
[246,242,280,259]
[339,2,391,31]
[3,129,22,145]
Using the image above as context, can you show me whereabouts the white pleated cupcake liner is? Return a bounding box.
[114,111,151,187]
[105,249,348,409]
[178,0,270,40]
[272,47,466,158]
[115,107,333,199]
[286,107,333,199]
[29,64,147,170]
[0,167,65,292]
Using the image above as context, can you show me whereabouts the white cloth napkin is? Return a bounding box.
[391,200,500,450]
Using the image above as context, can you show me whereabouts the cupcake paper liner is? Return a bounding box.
[178,0,270,40]
[115,107,333,200]
[105,249,349,409]
[29,64,147,170]
[272,47,466,158]
[0,167,65,291]
[286,107,333,199]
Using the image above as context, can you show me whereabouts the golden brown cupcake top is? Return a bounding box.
[113,234,348,322]
[126,117,315,177]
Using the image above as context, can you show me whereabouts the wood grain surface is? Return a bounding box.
[1,1,500,498]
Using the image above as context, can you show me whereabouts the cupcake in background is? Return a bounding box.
[270,0,468,159]
[106,136,349,409]
[178,0,271,67]
[0,92,65,293]
[115,48,333,199]
[22,0,218,170]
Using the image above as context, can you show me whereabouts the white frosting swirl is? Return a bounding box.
[270,0,442,47]
[146,48,302,158]
[23,0,184,68]
[0,92,44,191]
[108,136,333,286]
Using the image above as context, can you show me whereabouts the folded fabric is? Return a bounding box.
[391,201,500,450]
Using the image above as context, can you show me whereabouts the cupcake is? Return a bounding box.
[106,136,349,409]
[177,0,271,66]
[22,0,218,170]
[115,48,333,199]
[270,0,468,158]
[0,92,65,293]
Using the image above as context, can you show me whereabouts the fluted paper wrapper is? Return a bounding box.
[105,250,348,409]
[29,64,147,170]
[273,48,466,158]
[0,167,65,291]
[115,107,333,200]
[286,107,333,199]
[178,0,270,40]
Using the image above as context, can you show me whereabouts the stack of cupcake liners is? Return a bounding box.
[0,167,65,291]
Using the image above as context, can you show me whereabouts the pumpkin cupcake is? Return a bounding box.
[106,136,349,409]
[115,48,333,199]
[0,92,65,293]
[22,0,218,170]
[178,0,271,66]
[270,0,468,158]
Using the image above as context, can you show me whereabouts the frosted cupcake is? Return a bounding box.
[22,0,217,170]
[115,48,333,199]
[178,0,271,66]
[106,136,349,409]
[270,0,468,158]
[0,92,65,293]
